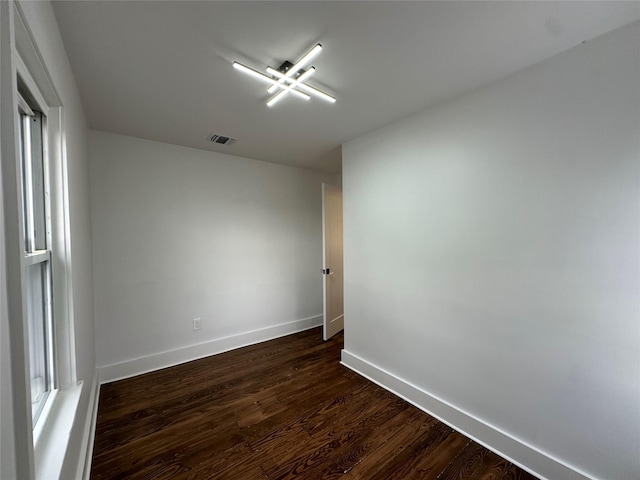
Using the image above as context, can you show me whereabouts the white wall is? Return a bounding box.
[342,22,639,480]
[1,0,96,478]
[90,131,336,378]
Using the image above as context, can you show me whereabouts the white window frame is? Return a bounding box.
[17,88,57,427]
[13,0,79,454]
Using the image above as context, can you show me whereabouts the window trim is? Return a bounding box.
[15,33,78,443]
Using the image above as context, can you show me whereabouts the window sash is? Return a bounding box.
[19,111,47,253]
[25,260,52,422]
[18,95,56,426]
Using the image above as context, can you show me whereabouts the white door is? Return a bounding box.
[322,184,344,340]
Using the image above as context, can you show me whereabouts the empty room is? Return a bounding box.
[1,1,638,479]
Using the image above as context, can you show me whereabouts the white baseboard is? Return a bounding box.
[341,350,595,480]
[98,315,323,384]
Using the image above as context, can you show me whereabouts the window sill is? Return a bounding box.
[33,382,82,480]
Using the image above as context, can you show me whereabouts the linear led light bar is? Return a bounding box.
[233,43,335,107]
[265,67,335,104]
[232,62,310,100]
[294,82,336,104]
[267,43,323,94]
[266,66,315,86]
[265,67,316,106]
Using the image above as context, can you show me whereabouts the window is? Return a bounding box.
[18,90,55,426]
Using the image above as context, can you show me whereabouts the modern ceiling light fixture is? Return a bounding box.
[233,43,336,107]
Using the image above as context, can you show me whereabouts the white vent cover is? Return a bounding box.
[207,134,236,146]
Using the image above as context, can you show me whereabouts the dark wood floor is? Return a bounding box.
[91,327,538,479]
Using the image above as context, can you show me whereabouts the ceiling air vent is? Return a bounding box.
[207,134,236,146]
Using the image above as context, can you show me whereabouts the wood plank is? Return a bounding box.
[366,422,465,480]
[257,389,407,479]
[436,441,489,480]
[467,450,513,480]
[502,463,541,480]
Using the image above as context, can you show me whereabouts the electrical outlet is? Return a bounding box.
[193,318,202,331]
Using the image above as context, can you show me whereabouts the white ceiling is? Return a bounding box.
[51,1,639,173]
